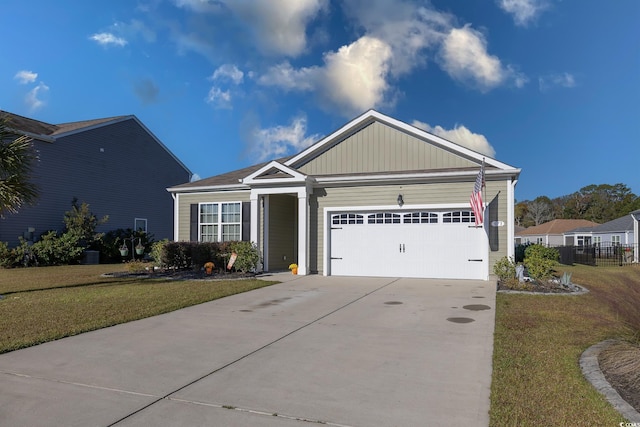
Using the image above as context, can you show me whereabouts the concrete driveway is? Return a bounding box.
[0,273,496,427]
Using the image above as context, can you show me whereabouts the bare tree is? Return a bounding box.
[525,199,554,226]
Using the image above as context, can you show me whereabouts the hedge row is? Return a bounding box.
[156,241,261,273]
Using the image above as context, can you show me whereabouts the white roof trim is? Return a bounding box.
[242,160,308,185]
[313,168,521,185]
[285,109,518,171]
[167,183,249,193]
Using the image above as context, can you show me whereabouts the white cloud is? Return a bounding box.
[411,120,496,158]
[14,70,38,84]
[224,0,328,57]
[25,82,50,112]
[259,36,393,116]
[90,32,128,47]
[205,87,232,109]
[247,115,320,161]
[438,25,525,92]
[497,0,550,27]
[539,72,576,91]
[211,64,244,84]
[174,0,327,57]
[341,0,452,77]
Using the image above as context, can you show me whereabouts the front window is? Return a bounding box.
[611,235,621,245]
[199,202,241,242]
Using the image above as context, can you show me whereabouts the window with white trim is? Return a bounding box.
[134,218,147,233]
[199,202,242,242]
[593,236,602,246]
[442,211,475,223]
[611,235,621,245]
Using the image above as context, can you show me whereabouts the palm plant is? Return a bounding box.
[0,114,39,217]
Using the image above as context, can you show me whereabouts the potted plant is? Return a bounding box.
[288,263,298,275]
[135,240,145,255]
[119,244,129,257]
[204,261,215,275]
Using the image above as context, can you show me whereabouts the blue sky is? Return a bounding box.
[1,0,638,202]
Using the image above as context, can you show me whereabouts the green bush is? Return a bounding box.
[31,230,84,265]
[229,241,261,273]
[150,239,169,268]
[524,244,559,281]
[493,256,517,281]
[0,241,10,268]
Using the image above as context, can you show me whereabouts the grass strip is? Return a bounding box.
[0,265,276,354]
[489,264,640,426]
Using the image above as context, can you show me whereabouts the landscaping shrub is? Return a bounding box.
[31,230,84,265]
[524,244,559,281]
[0,241,10,268]
[229,241,261,273]
[493,256,517,282]
[152,240,260,273]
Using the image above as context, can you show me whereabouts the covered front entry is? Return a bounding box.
[328,209,488,280]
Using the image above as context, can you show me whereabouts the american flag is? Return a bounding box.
[470,160,485,226]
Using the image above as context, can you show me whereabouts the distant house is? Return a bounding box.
[168,109,522,280]
[0,111,191,247]
[515,219,599,246]
[564,214,635,247]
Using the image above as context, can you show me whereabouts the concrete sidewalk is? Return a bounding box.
[0,274,496,426]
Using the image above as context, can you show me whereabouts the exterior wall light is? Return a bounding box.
[397,194,404,206]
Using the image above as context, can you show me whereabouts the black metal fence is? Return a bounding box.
[557,243,637,267]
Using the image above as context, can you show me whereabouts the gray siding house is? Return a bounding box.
[0,111,191,247]
[168,110,521,280]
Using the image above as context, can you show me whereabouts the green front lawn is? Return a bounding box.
[0,264,277,354]
[490,264,640,426]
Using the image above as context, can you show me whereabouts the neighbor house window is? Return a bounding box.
[199,202,241,242]
[611,235,621,245]
[135,218,147,233]
[593,236,601,246]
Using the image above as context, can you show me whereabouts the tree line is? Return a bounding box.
[516,183,640,227]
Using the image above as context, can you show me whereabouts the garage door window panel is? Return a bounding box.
[404,212,438,224]
[368,213,401,224]
[443,211,475,223]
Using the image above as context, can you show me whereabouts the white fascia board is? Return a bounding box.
[314,168,521,186]
[285,109,518,171]
[243,160,307,185]
[166,184,249,193]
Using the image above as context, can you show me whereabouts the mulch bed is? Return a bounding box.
[497,278,583,294]
[105,269,257,281]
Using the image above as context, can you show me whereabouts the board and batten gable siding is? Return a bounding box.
[308,179,509,275]
[175,191,250,242]
[0,119,189,247]
[297,121,478,175]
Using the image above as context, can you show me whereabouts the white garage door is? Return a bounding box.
[329,210,487,280]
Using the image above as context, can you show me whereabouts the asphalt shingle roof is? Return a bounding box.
[516,219,599,236]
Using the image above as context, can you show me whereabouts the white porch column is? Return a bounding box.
[250,192,259,250]
[297,189,308,275]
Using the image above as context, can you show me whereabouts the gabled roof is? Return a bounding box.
[286,109,519,172]
[169,109,521,193]
[591,215,634,233]
[516,219,599,236]
[1,110,127,141]
[1,110,191,175]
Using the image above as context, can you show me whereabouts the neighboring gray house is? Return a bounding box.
[0,111,191,247]
[168,110,522,280]
[515,219,599,247]
[564,214,635,247]
[564,212,638,263]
